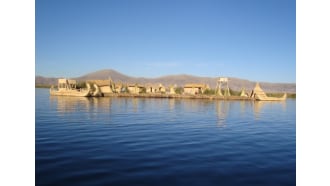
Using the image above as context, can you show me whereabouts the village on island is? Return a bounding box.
[49,77,287,101]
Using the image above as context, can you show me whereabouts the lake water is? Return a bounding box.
[36,88,296,186]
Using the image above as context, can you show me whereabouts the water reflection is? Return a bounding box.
[50,96,112,116]
[181,99,214,113]
[132,98,139,112]
[91,97,112,113]
[50,96,90,114]
[182,99,199,112]
[253,101,287,119]
[49,95,288,125]
[169,98,175,112]
[115,98,142,113]
[240,101,246,115]
[215,101,230,127]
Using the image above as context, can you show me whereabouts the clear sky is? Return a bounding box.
[36,0,295,83]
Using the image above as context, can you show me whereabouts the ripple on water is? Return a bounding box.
[36,89,296,186]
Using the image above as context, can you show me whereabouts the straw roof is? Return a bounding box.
[184,83,208,88]
[86,80,111,87]
[58,79,77,84]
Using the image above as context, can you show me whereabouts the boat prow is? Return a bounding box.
[49,79,92,97]
[253,83,287,101]
[255,93,287,101]
[50,89,91,97]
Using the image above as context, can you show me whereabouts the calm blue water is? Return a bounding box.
[36,88,296,186]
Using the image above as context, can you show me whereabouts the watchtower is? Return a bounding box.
[216,77,231,96]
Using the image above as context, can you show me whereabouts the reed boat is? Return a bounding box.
[50,79,91,97]
[252,83,287,101]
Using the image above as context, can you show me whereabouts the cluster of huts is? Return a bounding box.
[52,78,286,100]
[85,80,211,96]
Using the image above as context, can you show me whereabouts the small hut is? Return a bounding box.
[127,84,145,94]
[86,80,113,94]
[146,83,166,94]
[240,88,248,97]
[184,84,209,95]
[169,85,176,94]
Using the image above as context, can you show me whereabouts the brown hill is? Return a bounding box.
[35,69,296,93]
[35,76,58,86]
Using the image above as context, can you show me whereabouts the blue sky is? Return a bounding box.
[36,0,295,83]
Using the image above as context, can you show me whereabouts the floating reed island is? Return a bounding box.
[104,93,253,100]
[49,78,289,101]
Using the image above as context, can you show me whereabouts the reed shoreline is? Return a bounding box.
[103,93,254,100]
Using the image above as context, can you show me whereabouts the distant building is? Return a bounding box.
[58,79,77,89]
[158,84,166,93]
[114,83,123,93]
[87,80,113,94]
[169,85,176,94]
[184,84,209,95]
[216,77,230,96]
[240,88,248,97]
[145,83,166,94]
[145,84,157,93]
[86,80,132,94]
[127,84,145,94]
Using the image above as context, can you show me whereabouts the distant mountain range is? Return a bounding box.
[36,69,296,93]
